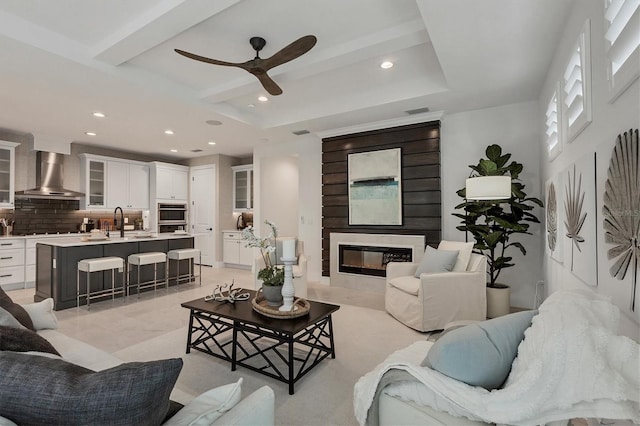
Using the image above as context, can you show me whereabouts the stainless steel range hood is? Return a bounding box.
[15,151,85,199]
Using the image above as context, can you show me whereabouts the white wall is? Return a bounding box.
[538,0,640,338]
[253,136,323,283]
[260,156,299,238]
[441,101,544,309]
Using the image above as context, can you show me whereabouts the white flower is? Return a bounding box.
[242,219,279,269]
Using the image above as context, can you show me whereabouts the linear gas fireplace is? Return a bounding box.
[338,244,412,277]
[330,233,425,293]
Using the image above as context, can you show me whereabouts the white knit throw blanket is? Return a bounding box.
[353,290,640,425]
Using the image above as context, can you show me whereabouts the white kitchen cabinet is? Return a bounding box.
[106,160,149,209]
[150,162,189,201]
[80,155,107,209]
[0,238,25,290]
[0,141,19,209]
[80,154,149,209]
[232,165,253,211]
[222,231,253,267]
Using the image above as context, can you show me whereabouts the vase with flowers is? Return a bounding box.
[242,220,284,306]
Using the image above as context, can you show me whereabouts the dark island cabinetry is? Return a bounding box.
[35,237,194,310]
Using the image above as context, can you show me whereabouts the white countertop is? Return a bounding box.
[31,232,192,247]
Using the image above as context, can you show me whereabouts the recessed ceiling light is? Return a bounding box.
[380,61,394,69]
[85,132,97,136]
[208,141,216,145]
[164,130,174,135]
[258,95,268,102]
[248,104,255,108]
[205,120,222,126]
[170,149,178,153]
[92,112,105,118]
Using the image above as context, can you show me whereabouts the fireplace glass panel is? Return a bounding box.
[339,244,412,277]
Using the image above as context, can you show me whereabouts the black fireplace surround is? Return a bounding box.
[338,244,412,277]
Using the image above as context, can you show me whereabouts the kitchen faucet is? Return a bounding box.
[114,207,125,238]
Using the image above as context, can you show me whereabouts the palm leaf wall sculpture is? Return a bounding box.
[603,128,639,311]
[564,164,587,272]
[547,182,558,251]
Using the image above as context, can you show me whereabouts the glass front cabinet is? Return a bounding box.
[0,141,18,209]
[79,154,106,209]
[232,164,253,211]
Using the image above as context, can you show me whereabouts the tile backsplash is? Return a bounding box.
[1,198,142,235]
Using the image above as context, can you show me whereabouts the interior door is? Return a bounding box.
[190,166,215,266]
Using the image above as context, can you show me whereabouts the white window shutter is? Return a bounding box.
[545,82,562,161]
[562,20,592,143]
[604,0,640,101]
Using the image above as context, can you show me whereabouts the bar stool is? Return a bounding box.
[127,252,168,298]
[167,248,201,287]
[77,256,125,310]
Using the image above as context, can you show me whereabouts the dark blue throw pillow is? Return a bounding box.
[0,352,182,426]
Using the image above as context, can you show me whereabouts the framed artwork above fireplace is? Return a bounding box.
[348,148,402,225]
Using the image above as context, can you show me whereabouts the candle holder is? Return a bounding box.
[279,257,297,311]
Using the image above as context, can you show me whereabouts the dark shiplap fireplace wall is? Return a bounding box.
[321,121,441,277]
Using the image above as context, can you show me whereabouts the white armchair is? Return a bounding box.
[254,239,307,299]
[385,253,487,332]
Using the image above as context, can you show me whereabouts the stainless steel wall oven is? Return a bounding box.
[157,203,187,233]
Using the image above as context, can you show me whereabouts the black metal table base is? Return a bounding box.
[185,309,336,394]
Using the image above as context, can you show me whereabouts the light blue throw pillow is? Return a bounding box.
[422,310,538,390]
[414,246,459,277]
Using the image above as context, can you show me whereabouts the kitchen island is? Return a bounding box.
[35,233,194,310]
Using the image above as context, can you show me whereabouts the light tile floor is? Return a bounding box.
[7,271,591,425]
[7,265,385,353]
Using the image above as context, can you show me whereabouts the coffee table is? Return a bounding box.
[181,290,340,394]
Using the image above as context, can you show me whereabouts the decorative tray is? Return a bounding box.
[133,233,154,238]
[81,235,109,242]
[251,295,310,319]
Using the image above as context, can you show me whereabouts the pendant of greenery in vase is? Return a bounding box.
[242,220,285,307]
[258,266,284,306]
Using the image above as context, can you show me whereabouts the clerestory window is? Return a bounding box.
[604,0,640,101]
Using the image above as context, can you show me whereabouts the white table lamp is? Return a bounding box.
[465,176,511,200]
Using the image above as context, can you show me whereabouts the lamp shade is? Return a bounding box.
[465,176,511,200]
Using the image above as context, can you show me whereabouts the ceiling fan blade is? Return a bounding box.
[261,35,317,71]
[254,72,283,96]
[174,49,244,68]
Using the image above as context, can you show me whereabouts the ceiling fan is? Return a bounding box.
[175,35,317,96]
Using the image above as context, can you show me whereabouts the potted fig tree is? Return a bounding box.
[454,144,543,318]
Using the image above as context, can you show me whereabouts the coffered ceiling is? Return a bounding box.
[0,0,574,158]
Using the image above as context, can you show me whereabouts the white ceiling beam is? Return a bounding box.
[92,0,244,66]
[0,9,89,61]
[200,19,429,103]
